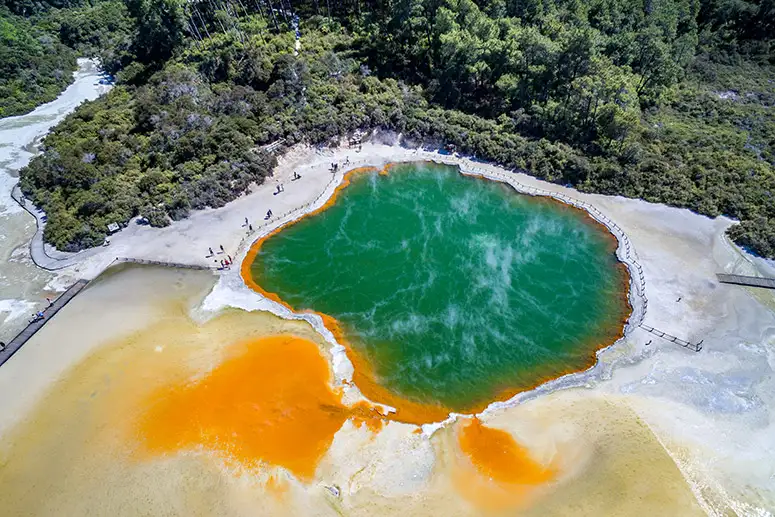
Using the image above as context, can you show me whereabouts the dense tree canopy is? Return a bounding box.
[55,0,134,72]
[12,0,775,257]
[0,7,76,117]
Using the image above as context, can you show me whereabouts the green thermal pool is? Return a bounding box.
[249,163,629,411]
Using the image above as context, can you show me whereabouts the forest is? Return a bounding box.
[0,5,76,117]
[0,0,133,117]
[10,0,775,257]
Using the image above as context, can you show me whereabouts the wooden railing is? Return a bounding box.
[445,158,649,331]
[640,324,703,352]
[113,257,216,271]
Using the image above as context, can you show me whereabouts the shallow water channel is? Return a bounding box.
[0,59,109,342]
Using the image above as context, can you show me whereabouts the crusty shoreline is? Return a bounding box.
[196,139,775,511]
[52,134,745,401]
[4,133,775,512]
[235,159,634,425]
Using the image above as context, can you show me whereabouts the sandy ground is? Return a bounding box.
[1,132,774,514]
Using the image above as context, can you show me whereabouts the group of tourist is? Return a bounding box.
[202,167,317,271]
[207,245,234,269]
[331,158,351,173]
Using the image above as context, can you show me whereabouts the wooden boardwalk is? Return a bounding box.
[717,273,775,290]
[0,257,218,368]
[0,279,89,367]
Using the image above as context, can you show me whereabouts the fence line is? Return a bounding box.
[640,324,703,352]
[234,157,650,333]
[113,257,217,271]
[10,184,102,271]
[232,173,341,259]
[229,154,708,352]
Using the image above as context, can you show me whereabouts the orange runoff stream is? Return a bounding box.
[138,335,381,480]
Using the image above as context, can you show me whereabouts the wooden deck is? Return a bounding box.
[717,273,775,290]
[0,279,89,367]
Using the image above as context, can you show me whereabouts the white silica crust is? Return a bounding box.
[3,126,774,512]
[200,155,644,432]
[187,139,774,513]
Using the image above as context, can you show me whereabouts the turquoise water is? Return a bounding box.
[250,163,629,410]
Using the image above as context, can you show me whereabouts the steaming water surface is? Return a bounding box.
[0,65,767,515]
[250,163,630,411]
